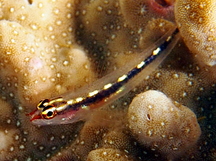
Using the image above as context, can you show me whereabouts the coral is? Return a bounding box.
[175,0,216,66]
[0,0,96,106]
[139,18,176,49]
[128,90,201,160]
[119,0,175,29]
[0,0,215,161]
[87,148,134,161]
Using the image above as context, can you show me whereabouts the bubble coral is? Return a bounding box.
[128,90,201,160]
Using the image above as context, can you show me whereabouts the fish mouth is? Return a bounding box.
[27,110,55,125]
[26,109,43,122]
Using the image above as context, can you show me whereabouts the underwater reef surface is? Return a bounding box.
[0,0,215,161]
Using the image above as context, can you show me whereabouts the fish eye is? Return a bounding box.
[41,106,57,119]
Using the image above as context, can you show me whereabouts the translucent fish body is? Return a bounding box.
[28,28,180,125]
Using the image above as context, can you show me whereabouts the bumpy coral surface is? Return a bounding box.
[175,0,216,66]
[128,90,201,160]
[0,0,215,161]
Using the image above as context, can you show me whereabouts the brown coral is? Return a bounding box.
[0,0,215,161]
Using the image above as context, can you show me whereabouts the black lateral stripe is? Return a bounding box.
[66,28,179,111]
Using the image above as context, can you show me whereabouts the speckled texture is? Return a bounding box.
[128,90,201,160]
[0,0,215,161]
[175,0,216,66]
